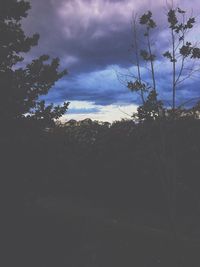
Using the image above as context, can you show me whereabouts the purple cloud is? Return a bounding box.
[20,0,200,121]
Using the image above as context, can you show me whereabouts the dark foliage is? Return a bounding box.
[0,0,69,125]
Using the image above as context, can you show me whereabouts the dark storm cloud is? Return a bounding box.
[44,76,134,106]
[24,0,172,72]
[24,0,136,73]
[22,0,200,109]
[68,107,100,114]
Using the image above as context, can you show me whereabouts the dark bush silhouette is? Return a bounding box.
[0,0,69,126]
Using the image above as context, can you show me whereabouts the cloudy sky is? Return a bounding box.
[23,0,200,121]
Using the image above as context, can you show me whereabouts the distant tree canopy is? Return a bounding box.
[0,0,69,125]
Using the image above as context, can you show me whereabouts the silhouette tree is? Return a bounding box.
[140,11,157,94]
[128,6,200,120]
[164,7,200,114]
[0,0,69,125]
[128,11,163,120]
[127,6,200,253]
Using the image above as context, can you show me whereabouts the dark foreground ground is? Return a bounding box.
[2,119,200,266]
[4,192,200,267]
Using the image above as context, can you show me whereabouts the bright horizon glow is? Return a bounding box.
[61,101,138,122]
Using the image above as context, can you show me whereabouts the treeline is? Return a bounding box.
[2,117,200,222]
